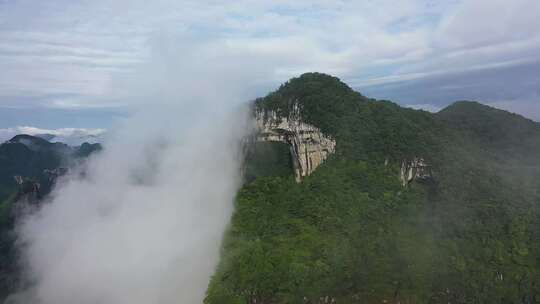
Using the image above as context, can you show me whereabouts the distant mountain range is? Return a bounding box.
[34,132,103,146]
[0,127,105,146]
[0,134,102,202]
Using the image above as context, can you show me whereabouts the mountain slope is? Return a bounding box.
[254,73,441,162]
[206,73,540,304]
[0,135,101,202]
[0,135,102,299]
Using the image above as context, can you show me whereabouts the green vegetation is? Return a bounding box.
[0,136,102,299]
[243,142,293,183]
[206,73,540,303]
[0,138,62,202]
[254,73,442,163]
[0,196,17,300]
[0,136,102,202]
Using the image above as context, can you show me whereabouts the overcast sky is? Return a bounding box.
[0,0,539,130]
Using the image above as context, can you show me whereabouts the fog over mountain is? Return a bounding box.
[6,40,256,304]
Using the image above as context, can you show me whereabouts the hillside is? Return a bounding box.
[0,135,102,299]
[0,135,101,202]
[206,73,540,303]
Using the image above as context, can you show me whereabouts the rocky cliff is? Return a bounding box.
[400,157,432,186]
[255,103,336,182]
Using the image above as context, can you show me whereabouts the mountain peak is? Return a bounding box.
[440,100,497,113]
[439,100,539,127]
[277,72,355,97]
[437,100,540,155]
[291,72,345,84]
[254,72,366,137]
[8,134,52,147]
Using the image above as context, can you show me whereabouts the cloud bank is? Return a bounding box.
[7,37,257,304]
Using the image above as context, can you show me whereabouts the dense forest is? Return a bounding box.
[206,73,540,303]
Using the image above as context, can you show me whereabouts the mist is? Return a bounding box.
[6,37,261,304]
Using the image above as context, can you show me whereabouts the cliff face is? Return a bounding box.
[400,157,432,186]
[254,103,433,186]
[255,103,336,182]
[254,103,432,187]
[12,167,68,206]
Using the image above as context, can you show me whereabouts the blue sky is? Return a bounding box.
[0,0,539,133]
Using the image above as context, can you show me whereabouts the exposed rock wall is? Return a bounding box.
[400,157,432,186]
[12,167,68,205]
[12,175,41,206]
[255,104,336,182]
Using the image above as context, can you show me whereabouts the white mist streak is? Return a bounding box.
[8,37,258,304]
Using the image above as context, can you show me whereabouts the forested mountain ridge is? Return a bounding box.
[0,135,102,299]
[206,73,540,303]
[0,135,101,202]
[253,73,441,163]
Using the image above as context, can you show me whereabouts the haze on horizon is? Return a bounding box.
[0,0,539,134]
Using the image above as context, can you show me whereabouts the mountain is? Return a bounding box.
[0,74,538,303]
[0,135,102,202]
[0,135,101,298]
[0,128,106,147]
[206,73,540,303]
[42,132,104,146]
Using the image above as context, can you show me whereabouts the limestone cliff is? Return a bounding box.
[400,157,432,186]
[255,103,336,182]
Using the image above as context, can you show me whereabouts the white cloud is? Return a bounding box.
[436,0,540,49]
[379,0,540,81]
[8,35,253,304]
[0,0,538,121]
[0,0,449,108]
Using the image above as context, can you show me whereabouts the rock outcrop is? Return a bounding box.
[43,167,68,182]
[255,104,336,182]
[400,157,432,186]
[13,175,41,205]
[12,167,68,205]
